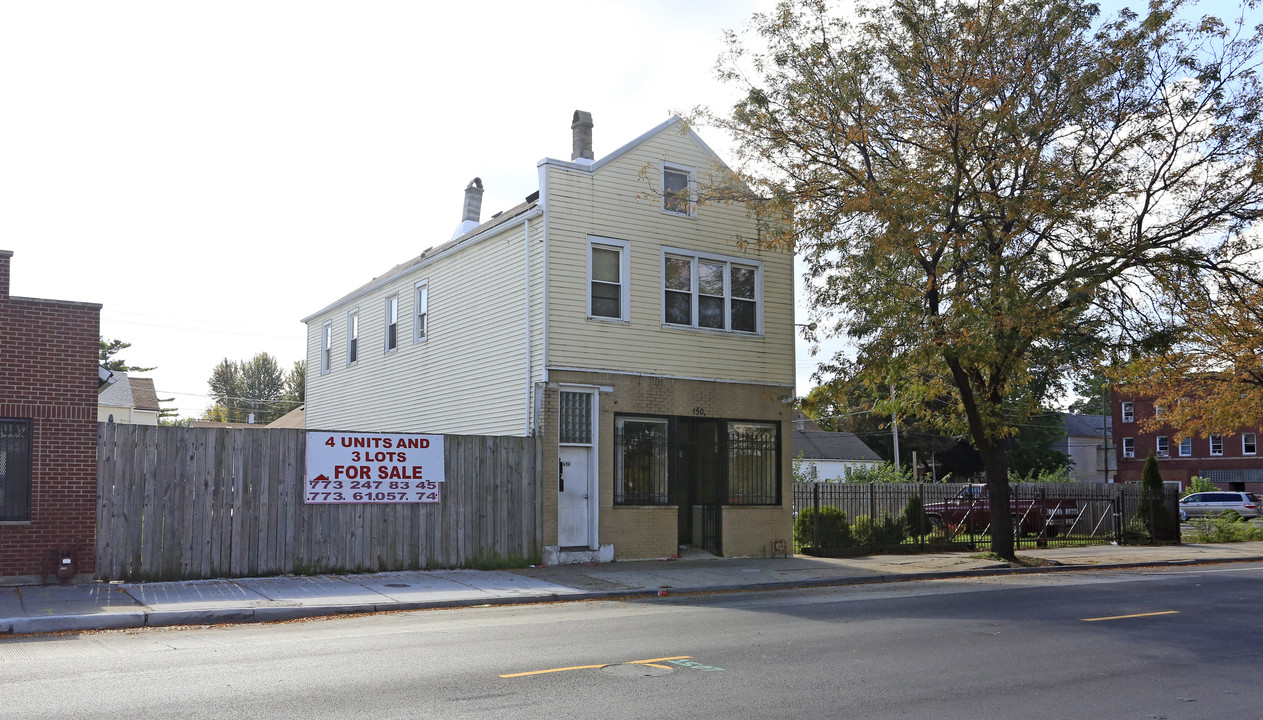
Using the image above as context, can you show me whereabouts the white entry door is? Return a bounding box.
[558,390,595,548]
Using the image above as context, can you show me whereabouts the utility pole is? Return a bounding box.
[891,386,900,469]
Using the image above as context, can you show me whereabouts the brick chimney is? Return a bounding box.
[463,177,484,224]
[571,110,594,161]
[0,249,12,299]
[450,178,485,241]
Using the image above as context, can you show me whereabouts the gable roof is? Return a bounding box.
[98,372,161,412]
[1063,413,1111,438]
[301,196,540,323]
[792,430,883,462]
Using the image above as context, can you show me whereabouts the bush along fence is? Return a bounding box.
[96,423,541,581]
[792,482,1181,557]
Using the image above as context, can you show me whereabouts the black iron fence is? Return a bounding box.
[792,482,1181,556]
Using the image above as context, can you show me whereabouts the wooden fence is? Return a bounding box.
[96,423,541,581]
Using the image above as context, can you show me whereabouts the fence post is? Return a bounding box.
[868,482,876,554]
[1113,491,1124,544]
[811,482,820,552]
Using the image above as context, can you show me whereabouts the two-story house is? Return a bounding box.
[1113,395,1263,492]
[302,112,796,563]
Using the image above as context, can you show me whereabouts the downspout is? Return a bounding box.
[524,217,532,436]
[539,163,551,384]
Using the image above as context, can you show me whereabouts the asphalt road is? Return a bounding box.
[4,564,1262,719]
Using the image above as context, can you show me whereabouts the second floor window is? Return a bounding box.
[1156,436,1169,458]
[1121,402,1134,422]
[663,250,760,333]
[1211,434,1224,456]
[414,282,428,342]
[385,295,398,352]
[589,239,628,321]
[321,321,332,374]
[1245,433,1258,455]
[347,310,359,365]
[1122,437,1135,458]
[1179,437,1192,457]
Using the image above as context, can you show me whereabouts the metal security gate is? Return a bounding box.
[678,419,723,555]
[0,418,32,522]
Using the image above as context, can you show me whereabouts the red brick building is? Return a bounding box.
[1112,394,1263,493]
[0,250,101,581]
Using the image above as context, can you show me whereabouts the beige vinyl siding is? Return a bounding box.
[305,223,536,435]
[543,127,794,386]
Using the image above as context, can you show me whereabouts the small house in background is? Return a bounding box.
[1060,413,1114,483]
[792,413,883,481]
[97,371,162,426]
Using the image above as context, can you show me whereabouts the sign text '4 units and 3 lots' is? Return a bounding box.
[305,432,445,504]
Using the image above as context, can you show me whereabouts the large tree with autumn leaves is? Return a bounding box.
[706,0,1263,558]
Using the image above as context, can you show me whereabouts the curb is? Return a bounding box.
[4,555,1262,636]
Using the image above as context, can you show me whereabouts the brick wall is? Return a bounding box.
[540,370,794,560]
[1113,394,1263,491]
[0,251,102,581]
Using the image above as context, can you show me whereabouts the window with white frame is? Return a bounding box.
[662,163,694,216]
[346,309,359,365]
[1179,437,1192,457]
[1121,402,1134,422]
[1211,434,1224,456]
[414,282,428,342]
[1156,436,1169,457]
[1122,437,1135,458]
[663,250,760,333]
[385,295,398,352]
[1245,433,1257,455]
[321,321,332,374]
[588,238,629,321]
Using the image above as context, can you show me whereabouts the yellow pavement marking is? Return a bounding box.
[500,655,691,678]
[1082,610,1180,622]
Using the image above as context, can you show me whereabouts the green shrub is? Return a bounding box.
[794,506,851,550]
[904,495,929,539]
[852,513,908,546]
[1137,452,1178,541]
[1181,476,1217,498]
[1187,516,1263,543]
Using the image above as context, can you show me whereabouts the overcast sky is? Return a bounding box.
[2,0,1255,419]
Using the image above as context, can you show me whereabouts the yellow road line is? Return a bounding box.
[1083,610,1180,622]
[500,655,691,678]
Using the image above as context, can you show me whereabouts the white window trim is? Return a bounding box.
[346,308,359,366]
[320,321,332,375]
[413,281,429,343]
[1178,437,1192,457]
[661,161,696,217]
[1122,437,1135,458]
[587,236,630,323]
[660,246,763,335]
[1244,433,1257,456]
[1121,402,1134,423]
[1156,435,1169,458]
[1210,434,1224,456]
[384,294,399,354]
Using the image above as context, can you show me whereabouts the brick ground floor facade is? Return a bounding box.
[538,371,794,561]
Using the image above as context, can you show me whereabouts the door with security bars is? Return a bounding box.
[557,390,596,548]
[677,419,722,555]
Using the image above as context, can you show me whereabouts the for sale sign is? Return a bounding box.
[305,431,445,504]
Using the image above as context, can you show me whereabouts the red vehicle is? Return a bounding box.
[923,484,1078,537]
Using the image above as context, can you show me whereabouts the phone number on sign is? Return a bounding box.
[306,479,440,504]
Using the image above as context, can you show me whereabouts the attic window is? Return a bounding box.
[663,163,695,216]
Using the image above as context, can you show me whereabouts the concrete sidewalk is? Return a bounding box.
[4,542,1262,636]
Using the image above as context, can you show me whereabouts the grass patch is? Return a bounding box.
[1186,515,1263,543]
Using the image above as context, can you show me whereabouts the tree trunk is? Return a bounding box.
[979,443,1015,560]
